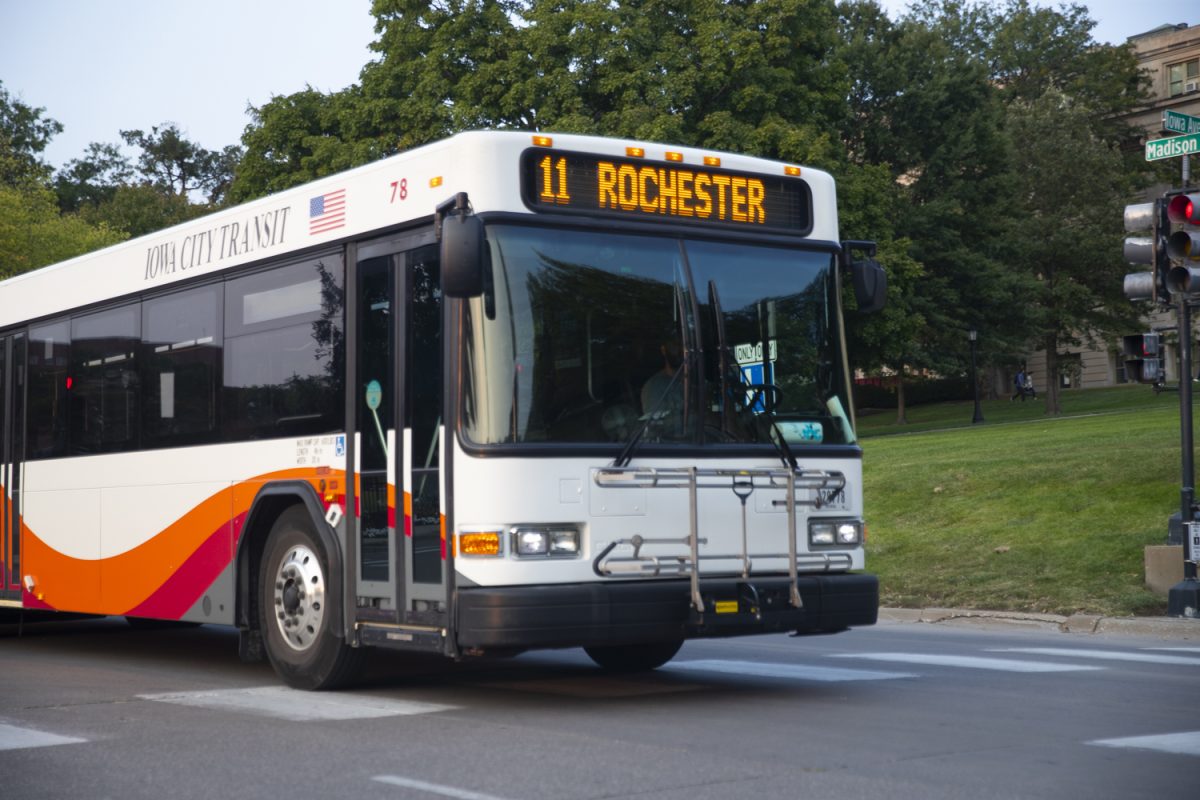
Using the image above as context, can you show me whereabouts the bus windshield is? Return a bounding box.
[461,225,855,448]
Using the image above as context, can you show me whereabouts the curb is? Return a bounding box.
[878,607,1200,640]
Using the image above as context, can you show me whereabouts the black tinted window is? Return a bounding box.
[71,305,140,454]
[143,284,222,448]
[27,320,70,460]
[222,255,344,441]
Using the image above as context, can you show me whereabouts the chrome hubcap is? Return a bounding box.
[272,544,325,652]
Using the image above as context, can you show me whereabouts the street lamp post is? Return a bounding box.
[969,329,984,424]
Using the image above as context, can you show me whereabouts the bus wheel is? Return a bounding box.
[259,506,365,690]
[583,640,683,672]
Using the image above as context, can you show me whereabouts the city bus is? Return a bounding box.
[0,131,886,689]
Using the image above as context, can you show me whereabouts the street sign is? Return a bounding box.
[1146,132,1200,161]
[1164,110,1200,135]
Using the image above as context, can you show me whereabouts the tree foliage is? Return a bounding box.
[0,183,125,279]
[0,80,127,277]
[0,81,62,188]
[1004,89,1143,413]
[120,123,241,204]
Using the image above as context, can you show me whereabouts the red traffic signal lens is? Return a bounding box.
[1168,193,1200,225]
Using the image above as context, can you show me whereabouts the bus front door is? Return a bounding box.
[352,234,445,632]
[1,333,25,604]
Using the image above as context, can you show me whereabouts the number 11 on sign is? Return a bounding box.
[538,156,571,204]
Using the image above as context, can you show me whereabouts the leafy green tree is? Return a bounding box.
[0,184,126,278]
[121,123,242,204]
[228,87,378,202]
[838,161,934,423]
[231,0,852,199]
[77,183,201,238]
[54,142,134,212]
[1003,90,1142,414]
[836,0,1032,409]
[0,80,62,188]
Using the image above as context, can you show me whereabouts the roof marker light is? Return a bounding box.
[665,151,683,162]
[785,165,802,177]
[532,135,553,147]
[703,156,721,167]
[626,147,645,158]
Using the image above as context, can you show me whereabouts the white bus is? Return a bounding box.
[0,131,886,689]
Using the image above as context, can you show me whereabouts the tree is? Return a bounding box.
[0,184,126,279]
[54,142,134,212]
[77,183,201,238]
[835,0,1149,416]
[228,87,377,203]
[231,0,853,199]
[836,0,1035,410]
[1003,90,1142,415]
[0,80,62,188]
[121,123,241,204]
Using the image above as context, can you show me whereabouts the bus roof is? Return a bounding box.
[0,131,838,329]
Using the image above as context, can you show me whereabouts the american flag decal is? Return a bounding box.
[309,189,346,235]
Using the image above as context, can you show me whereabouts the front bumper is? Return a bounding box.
[456,572,878,649]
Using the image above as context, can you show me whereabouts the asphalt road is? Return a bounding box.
[1,615,1196,800]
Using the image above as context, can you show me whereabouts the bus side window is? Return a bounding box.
[26,320,71,460]
[222,255,344,442]
[142,284,223,449]
[70,304,141,455]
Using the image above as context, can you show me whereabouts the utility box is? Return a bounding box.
[1145,545,1184,595]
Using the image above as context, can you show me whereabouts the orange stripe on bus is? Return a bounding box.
[22,467,342,615]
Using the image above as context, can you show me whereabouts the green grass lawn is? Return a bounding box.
[859,384,1188,616]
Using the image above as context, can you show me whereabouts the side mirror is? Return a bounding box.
[852,258,887,313]
[840,240,887,314]
[439,194,485,297]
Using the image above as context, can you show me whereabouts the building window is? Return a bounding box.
[1169,58,1199,97]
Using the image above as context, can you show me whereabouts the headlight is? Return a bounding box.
[810,522,836,545]
[511,526,581,558]
[809,519,862,547]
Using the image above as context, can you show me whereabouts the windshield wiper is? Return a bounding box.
[612,280,692,468]
[709,282,796,470]
[611,359,685,468]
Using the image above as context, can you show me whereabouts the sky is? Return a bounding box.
[0,0,1189,172]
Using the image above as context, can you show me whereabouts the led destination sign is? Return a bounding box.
[522,150,812,233]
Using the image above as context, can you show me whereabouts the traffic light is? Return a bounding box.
[1166,192,1200,262]
[1123,200,1167,302]
[1123,333,1163,384]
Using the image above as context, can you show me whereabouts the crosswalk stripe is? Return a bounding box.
[831,652,1104,673]
[139,687,456,721]
[1089,731,1200,757]
[668,659,916,682]
[0,723,86,751]
[995,647,1200,666]
[373,775,518,800]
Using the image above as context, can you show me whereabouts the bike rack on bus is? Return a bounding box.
[590,466,849,613]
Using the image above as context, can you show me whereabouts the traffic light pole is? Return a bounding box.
[1169,297,1200,617]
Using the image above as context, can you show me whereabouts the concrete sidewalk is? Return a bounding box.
[878,607,1200,640]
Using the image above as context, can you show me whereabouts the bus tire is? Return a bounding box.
[258,505,365,690]
[583,640,683,672]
